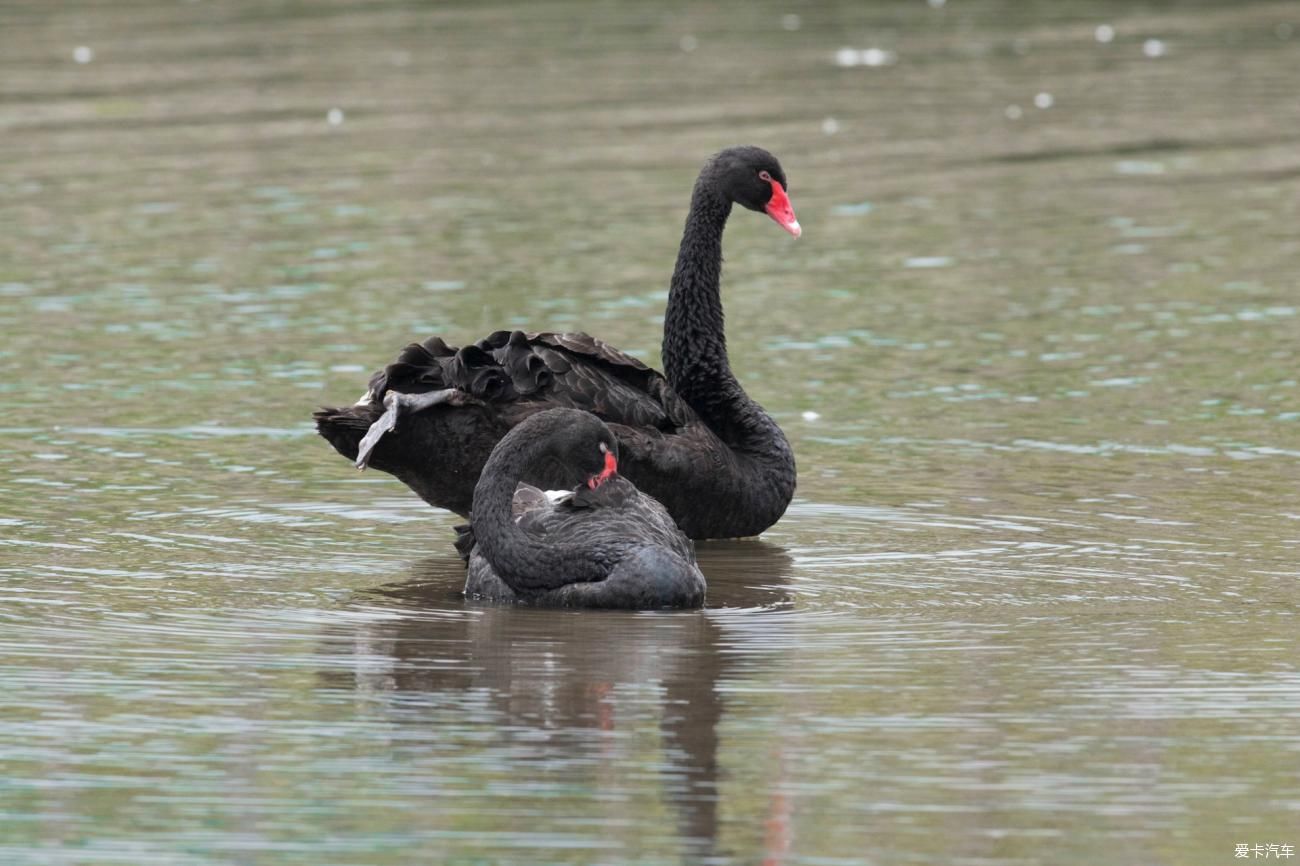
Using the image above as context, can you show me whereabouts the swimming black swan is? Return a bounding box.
[315,145,799,539]
[454,409,705,609]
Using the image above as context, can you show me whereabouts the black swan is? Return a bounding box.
[315,145,799,539]
[454,408,706,609]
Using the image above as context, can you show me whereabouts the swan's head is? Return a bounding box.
[520,408,620,490]
[558,411,618,490]
[709,146,801,238]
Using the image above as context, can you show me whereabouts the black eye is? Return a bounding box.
[758,170,772,183]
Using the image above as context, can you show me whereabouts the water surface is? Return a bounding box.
[1,1,1297,864]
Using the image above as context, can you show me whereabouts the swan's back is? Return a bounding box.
[460,477,705,609]
[316,327,785,539]
[517,478,693,558]
[369,330,694,433]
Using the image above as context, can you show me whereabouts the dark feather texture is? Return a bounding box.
[459,409,705,609]
[315,146,797,539]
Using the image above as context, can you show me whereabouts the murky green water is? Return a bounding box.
[2,1,1297,863]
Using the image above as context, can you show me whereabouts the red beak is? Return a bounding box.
[764,179,802,238]
[587,450,618,489]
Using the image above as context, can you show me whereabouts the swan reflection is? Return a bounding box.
[320,540,794,859]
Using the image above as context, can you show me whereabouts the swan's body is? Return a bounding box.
[455,409,705,609]
[315,146,799,540]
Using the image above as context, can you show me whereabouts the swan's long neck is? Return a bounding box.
[662,179,794,476]
[664,181,732,415]
[471,425,609,590]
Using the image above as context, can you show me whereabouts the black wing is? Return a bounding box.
[365,330,694,433]
[514,477,694,564]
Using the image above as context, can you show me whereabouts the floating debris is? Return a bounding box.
[833,201,873,216]
[1092,376,1150,388]
[835,47,896,68]
[1005,104,1023,120]
[861,47,895,67]
[821,116,841,136]
[327,107,345,126]
[1095,24,1116,44]
[73,45,94,64]
[904,256,953,269]
[679,34,698,53]
[781,14,801,31]
[1114,160,1166,175]
[801,411,821,422]
[1034,92,1054,109]
[1109,243,1147,255]
[1143,38,1167,58]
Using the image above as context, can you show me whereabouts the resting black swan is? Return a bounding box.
[453,408,705,609]
[315,145,799,539]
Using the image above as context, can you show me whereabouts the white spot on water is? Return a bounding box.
[1114,160,1166,175]
[861,47,896,67]
[1095,24,1115,44]
[1005,104,1023,120]
[34,453,68,461]
[327,108,345,126]
[835,47,860,67]
[835,47,896,67]
[801,411,820,421]
[821,116,841,136]
[781,14,801,31]
[1142,38,1167,58]
[1092,376,1149,388]
[833,201,874,216]
[679,34,698,52]
[73,46,94,64]
[927,0,947,7]
[1034,91,1054,109]
[904,256,953,269]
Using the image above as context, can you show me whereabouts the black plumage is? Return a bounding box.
[455,409,705,609]
[315,146,798,539]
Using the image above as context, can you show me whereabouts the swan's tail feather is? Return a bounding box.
[314,389,505,519]
[313,404,380,464]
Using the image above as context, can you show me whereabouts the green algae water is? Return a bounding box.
[1,1,1297,863]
